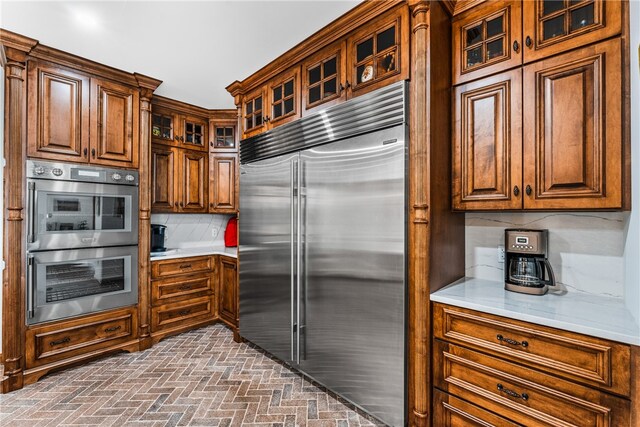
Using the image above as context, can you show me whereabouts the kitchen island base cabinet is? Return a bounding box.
[433,303,635,426]
[24,306,139,386]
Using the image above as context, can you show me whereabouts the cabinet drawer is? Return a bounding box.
[152,274,214,306]
[26,307,136,368]
[433,389,521,427]
[434,340,630,427]
[151,296,215,332]
[151,255,214,279]
[433,303,631,396]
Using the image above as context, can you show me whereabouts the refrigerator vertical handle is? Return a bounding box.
[27,182,36,243]
[291,158,298,362]
[298,159,306,361]
[27,255,35,319]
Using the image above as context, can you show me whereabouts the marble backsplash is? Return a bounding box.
[465,212,629,298]
[150,213,234,249]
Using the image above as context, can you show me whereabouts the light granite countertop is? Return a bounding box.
[431,277,640,346]
[150,245,237,261]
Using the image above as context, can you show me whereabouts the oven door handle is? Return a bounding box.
[27,255,35,319]
[27,181,36,243]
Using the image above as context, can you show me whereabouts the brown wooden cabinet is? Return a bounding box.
[209,154,238,213]
[433,303,633,426]
[218,256,238,329]
[229,3,410,139]
[241,69,301,139]
[453,38,626,210]
[452,0,522,85]
[301,41,348,115]
[453,0,623,85]
[150,255,217,343]
[522,0,622,64]
[24,306,139,384]
[152,105,208,152]
[27,60,139,169]
[151,145,208,213]
[346,5,409,98]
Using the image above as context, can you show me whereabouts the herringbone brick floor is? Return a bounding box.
[0,324,386,427]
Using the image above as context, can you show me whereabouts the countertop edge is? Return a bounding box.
[150,248,237,261]
[431,279,640,347]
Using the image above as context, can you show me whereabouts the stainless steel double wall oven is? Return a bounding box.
[26,160,139,325]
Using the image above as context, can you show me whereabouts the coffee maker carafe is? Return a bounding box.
[505,229,555,295]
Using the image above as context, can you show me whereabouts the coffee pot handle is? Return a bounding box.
[537,259,556,287]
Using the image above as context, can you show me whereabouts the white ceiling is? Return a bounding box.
[0,0,360,109]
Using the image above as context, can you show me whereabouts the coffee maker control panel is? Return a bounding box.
[506,230,546,255]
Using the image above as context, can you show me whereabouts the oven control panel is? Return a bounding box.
[27,160,138,186]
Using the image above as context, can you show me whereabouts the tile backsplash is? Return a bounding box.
[150,213,234,249]
[466,212,629,298]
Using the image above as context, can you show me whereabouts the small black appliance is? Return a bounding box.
[150,224,167,253]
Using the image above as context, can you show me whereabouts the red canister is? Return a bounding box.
[224,216,238,247]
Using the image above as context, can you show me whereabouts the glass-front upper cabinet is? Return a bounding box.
[242,86,267,139]
[302,41,347,115]
[268,68,300,128]
[347,5,409,97]
[522,0,621,63]
[180,116,208,152]
[453,0,522,85]
[151,107,175,146]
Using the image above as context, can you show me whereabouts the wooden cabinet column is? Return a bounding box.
[0,32,37,393]
[407,2,430,425]
[135,75,162,350]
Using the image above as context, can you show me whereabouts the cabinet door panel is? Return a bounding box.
[453,69,522,210]
[523,38,623,209]
[151,146,177,212]
[301,41,347,115]
[453,0,522,85]
[433,390,520,427]
[218,256,237,327]
[209,154,237,213]
[91,78,139,168]
[27,62,89,162]
[522,0,622,63]
[180,150,208,212]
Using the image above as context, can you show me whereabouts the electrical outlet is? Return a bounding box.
[212,228,218,237]
[497,245,505,263]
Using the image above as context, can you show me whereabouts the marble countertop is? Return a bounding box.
[150,246,237,261]
[431,277,640,346]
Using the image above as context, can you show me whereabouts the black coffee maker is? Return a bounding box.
[150,224,167,253]
[504,229,556,295]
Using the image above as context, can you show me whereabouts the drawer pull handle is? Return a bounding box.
[497,334,528,347]
[49,337,71,346]
[105,326,121,333]
[179,285,192,291]
[179,264,192,269]
[497,383,529,401]
[178,309,191,316]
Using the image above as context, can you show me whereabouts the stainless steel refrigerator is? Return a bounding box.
[239,82,406,426]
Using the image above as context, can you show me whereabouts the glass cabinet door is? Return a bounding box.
[522,0,621,63]
[452,0,522,85]
[180,116,208,151]
[152,111,174,144]
[214,125,236,149]
[244,94,264,133]
[302,42,347,115]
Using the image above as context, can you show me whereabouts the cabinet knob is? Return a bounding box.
[345,80,351,89]
[526,185,532,196]
[513,185,520,196]
[91,148,96,158]
[525,36,533,48]
[83,148,88,157]
[513,40,520,52]
[209,203,214,207]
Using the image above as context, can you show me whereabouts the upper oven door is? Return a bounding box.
[27,179,139,251]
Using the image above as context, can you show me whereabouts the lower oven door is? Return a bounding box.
[27,246,138,325]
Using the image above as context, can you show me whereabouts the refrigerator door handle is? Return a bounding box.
[290,158,298,362]
[27,255,35,319]
[297,159,306,362]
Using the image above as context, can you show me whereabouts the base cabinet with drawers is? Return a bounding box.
[150,254,239,343]
[24,306,139,385]
[432,303,636,426]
